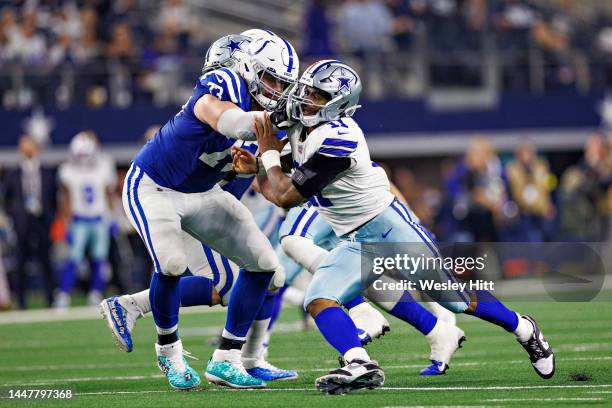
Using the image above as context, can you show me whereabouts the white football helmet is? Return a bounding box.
[289,60,362,127]
[238,33,299,111]
[203,34,251,73]
[70,131,98,160]
[240,28,278,41]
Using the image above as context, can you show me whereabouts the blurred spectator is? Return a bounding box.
[506,140,555,242]
[336,0,394,97]
[443,136,507,242]
[559,134,612,240]
[2,135,57,309]
[302,0,335,61]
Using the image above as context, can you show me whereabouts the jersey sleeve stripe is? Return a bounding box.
[217,68,241,104]
[322,138,357,148]
[318,147,352,157]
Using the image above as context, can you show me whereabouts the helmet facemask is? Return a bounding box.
[248,63,294,110]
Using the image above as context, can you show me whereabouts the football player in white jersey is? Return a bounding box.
[55,131,116,308]
[233,59,555,394]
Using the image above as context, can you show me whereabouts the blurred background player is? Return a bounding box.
[55,131,116,308]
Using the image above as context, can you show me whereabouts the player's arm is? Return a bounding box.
[254,116,350,209]
[390,181,408,204]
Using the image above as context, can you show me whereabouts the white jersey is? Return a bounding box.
[287,117,394,235]
[58,155,116,218]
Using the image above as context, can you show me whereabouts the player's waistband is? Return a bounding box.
[72,215,104,223]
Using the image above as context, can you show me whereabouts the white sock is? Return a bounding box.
[127,290,151,315]
[344,347,370,363]
[513,313,534,342]
[281,236,329,274]
[242,318,270,366]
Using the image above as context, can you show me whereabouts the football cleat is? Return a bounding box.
[518,315,555,379]
[245,359,298,381]
[205,349,266,388]
[315,359,384,395]
[421,321,466,376]
[156,340,201,390]
[99,295,142,352]
[348,302,391,345]
[419,359,449,376]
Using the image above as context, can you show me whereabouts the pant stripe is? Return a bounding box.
[132,168,161,273]
[288,208,308,236]
[395,199,414,222]
[202,245,221,286]
[219,257,235,298]
[299,210,318,237]
[389,202,467,302]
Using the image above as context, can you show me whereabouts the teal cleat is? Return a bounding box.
[156,340,201,390]
[205,349,266,389]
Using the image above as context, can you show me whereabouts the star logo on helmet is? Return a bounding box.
[330,68,353,92]
[224,39,244,56]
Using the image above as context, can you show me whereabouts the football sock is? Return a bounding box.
[157,331,179,345]
[268,284,288,331]
[387,291,438,335]
[150,272,181,335]
[513,313,534,342]
[60,260,78,293]
[179,275,213,307]
[243,291,276,362]
[224,270,274,339]
[344,295,365,310]
[91,260,105,293]
[467,290,519,332]
[314,306,362,355]
[128,290,151,314]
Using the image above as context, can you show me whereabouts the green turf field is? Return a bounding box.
[0,299,611,407]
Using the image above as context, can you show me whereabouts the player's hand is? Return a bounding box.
[232,146,257,174]
[254,114,286,153]
[270,96,295,130]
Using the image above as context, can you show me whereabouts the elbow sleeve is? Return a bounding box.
[217,109,265,141]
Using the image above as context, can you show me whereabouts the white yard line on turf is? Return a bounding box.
[485,398,604,402]
[0,356,612,376]
[68,384,612,396]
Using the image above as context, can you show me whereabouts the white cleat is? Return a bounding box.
[421,320,466,375]
[349,302,391,345]
[99,295,143,352]
[517,315,555,379]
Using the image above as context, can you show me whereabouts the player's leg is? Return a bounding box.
[101,230,220,352]
[184,189,277,388]
[88,219,110,305]
[389,199,555,379]
[305,242,384,395]
[280,206,390,342]
[121,164,200,389]
[56,220,89,308]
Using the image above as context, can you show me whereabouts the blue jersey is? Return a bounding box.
[134,68,251,193]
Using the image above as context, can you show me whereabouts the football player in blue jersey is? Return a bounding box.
[233,59,555,394]
[120,30,299,390]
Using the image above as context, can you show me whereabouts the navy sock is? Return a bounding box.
[390,291,438,335]
[60,260,78,293]
[468,290,519,332]
[179,276,213,307]
[256,291,276,320]
[268,285,288,330]
[149,272,181,331]
[344,295,365,310]
[224,270,274,338]
[90,260,105,293]
[314,306,362,355]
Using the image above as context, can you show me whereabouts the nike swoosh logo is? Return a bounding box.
[337,131,349,135]
[382,228,392,239]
